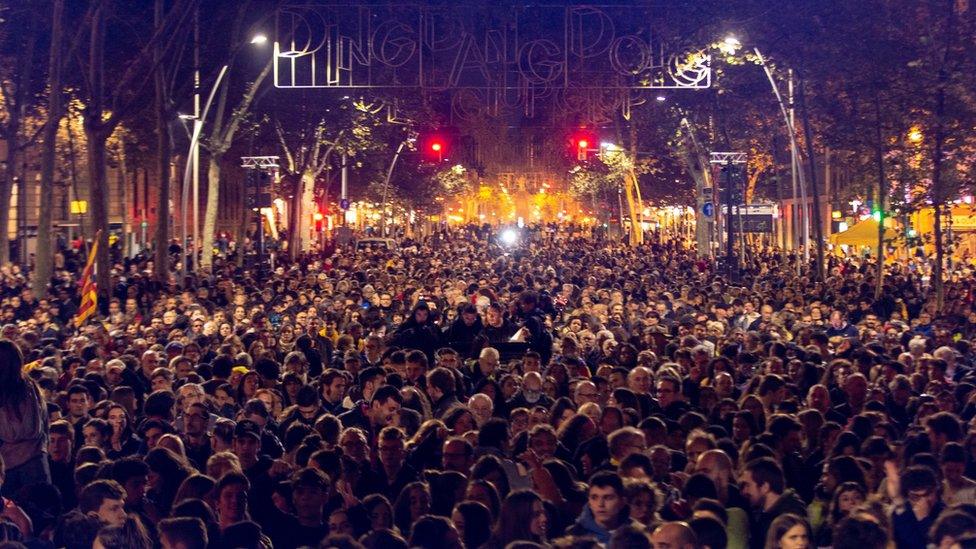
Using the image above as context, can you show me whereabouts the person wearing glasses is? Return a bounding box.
[892,466,946,549]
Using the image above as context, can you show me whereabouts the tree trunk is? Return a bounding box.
[798,77,826,282]
[237,180,247,268]
[0,149,17,267]
[0,14,37,267]
[86,128,110,305]
[873,93,887,300]
[288,175,303,261]
[153,0,171,283]
[299,171,315,253]
[201,152,221,272]
[119,139,130,259]
[676,126,712,257]
[34,0,65,296]
[933,90,948,311]
[931,0,956,312]
[86,4,110,307]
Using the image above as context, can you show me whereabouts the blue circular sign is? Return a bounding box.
[702,202,714,217]
[339,198,350,210]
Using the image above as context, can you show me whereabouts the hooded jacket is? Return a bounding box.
[566,505,640,546]
[392,302,442,360]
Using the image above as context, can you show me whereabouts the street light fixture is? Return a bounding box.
[908,127,924,144]
[250,34,268,45]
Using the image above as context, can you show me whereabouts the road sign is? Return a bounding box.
[727,203,776,233]
[702,202,714,217]
[731,204,776,216]
[339,198,350,210]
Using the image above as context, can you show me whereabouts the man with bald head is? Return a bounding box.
[651,521,699,549]
[506,371,553,410]
[696,449,749,509]
[628,366,653,394]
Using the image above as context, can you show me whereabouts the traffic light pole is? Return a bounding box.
[240,156,279,268]
[710,152,747,282]
[724,162,735,281]
[341,153,348,227]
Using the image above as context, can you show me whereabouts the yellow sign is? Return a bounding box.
[951,214,976,231]
[70,200,87,214]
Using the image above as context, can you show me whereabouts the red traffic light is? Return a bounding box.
[577,139,589,149]
[422,131,453,162]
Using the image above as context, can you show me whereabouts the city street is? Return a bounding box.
[0,2,973,548]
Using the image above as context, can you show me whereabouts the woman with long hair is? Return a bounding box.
[452,501,492,549]
[765,513,812,549]
[145,447,194,519]
[816,482,866,547]
[363,493,395,533]
[0,339,50,495]
[470,455,511,499]
[393,481,431,535]
[549,397,577,429]
[557,413,598,452]
[485,490,549,549]
[236,371,260,405]
[463,479,502,520]
[106,404,140,459]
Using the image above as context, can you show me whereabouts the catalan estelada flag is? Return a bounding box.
[74,231,100,328]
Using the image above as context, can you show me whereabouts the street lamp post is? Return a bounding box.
[752,47,810,275]
[381,139,411,237]
[179,65,227,284]
[178,30,267,282]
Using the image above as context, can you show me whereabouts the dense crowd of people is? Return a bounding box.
[0,228,974,549]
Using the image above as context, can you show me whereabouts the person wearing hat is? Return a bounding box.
[163,341,184,361]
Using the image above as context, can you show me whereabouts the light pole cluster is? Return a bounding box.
[724,35,809,274]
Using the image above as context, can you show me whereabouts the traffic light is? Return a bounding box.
[571,131,595,162]
[313,210,325,231]
[577,139,589,161]
[720,164,744,205]
[430,140,444,161]
[421,134,448,162]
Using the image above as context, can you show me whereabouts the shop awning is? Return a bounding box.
[829,218,898,247]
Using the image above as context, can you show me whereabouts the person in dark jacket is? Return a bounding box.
[482,303,517,345]
[739,458,808,549]
[426,367,462,419]
[514,292,553,364]
[391,302,442,361]
[892,465,946,549]
[442,304,484,357]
